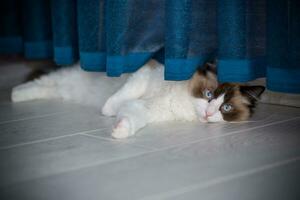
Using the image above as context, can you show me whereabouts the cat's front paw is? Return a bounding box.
[102,99,118,116]
[111,118,133,139]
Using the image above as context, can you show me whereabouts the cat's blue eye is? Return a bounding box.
[204,89,213,99]
[222,104,232,112]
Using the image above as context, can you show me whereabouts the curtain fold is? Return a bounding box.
[51,0,78,65]
[0,0,23,54]
[0,0,299,93]
[21,0,53,59]
[266,0,300,93]
[165,0,217,80]
[217,0,267,82]
[77,0,105,71]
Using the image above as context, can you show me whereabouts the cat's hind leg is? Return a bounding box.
[112,100,149,139]
[102,61,156,116]
[11,81,59,102]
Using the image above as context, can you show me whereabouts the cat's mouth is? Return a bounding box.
[198,111,226,123]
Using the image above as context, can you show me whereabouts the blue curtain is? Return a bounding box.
[0,0,299,93]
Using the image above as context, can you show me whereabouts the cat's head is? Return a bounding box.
[189,62,218,122]
[204,83,265,122]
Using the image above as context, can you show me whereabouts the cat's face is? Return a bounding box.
[204,83,265,122]
[189,63,218,122]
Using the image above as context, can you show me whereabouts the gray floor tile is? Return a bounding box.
[1,60,300,200]
[0,134,148,187]
[0,89,11,103]
[0,108,113,148]
[0,61,30,103]
[1,118,299,200]
[171,160,300,200]
[0,100,81,124]
[255,103,300,117]
[88,104,300,150]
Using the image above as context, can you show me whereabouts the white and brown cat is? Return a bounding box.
[11,59,264,138]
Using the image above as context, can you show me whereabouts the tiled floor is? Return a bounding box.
[0,61,300,200]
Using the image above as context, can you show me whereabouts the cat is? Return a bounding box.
[11,59,218,138]
[11,59,265,138]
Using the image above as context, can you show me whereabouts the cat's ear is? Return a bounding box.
[204,61,217,74]
[240,85,265,100]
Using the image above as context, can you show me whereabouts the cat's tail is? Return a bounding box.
[11,64,82,103]
[11,81,59,102]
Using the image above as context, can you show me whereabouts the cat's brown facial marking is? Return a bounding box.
[189,63,218,100]
[215,83,252,121]
[205,83,265,122]
[188,62,219,122]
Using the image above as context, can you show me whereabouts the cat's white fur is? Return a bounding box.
[12,65,129,108]
[12,59,210,138]
[206,94,225,122]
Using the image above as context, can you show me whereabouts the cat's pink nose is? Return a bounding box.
[206,111,213,117]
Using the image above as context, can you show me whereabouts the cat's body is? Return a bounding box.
[102,60,199,122]
[101,60,205,138]
[12,59,264,138]
[12,59,217,138]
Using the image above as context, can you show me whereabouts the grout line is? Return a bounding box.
[137,117,300,156]
[79,133,114,142]
[0,100,106,125]
[140,156,300,200]
[0,111,69,125]
[0,115,298,156]
[0,108,110,126]
[0,128,108,151]
[80,133,156,151]
[259,101,300,109]
[39,116,300,175]
[0,114,292,188]
[154,116,300,152]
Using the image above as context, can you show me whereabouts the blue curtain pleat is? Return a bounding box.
[0,0,299,93]
[165,0,217,80]
[0,0,23,54]
[21,0,53,59]
[217,0,267,82]
[105,0,163,76]
[266,0,300,93]
[77,0,106,71]
[51,0,78,65]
